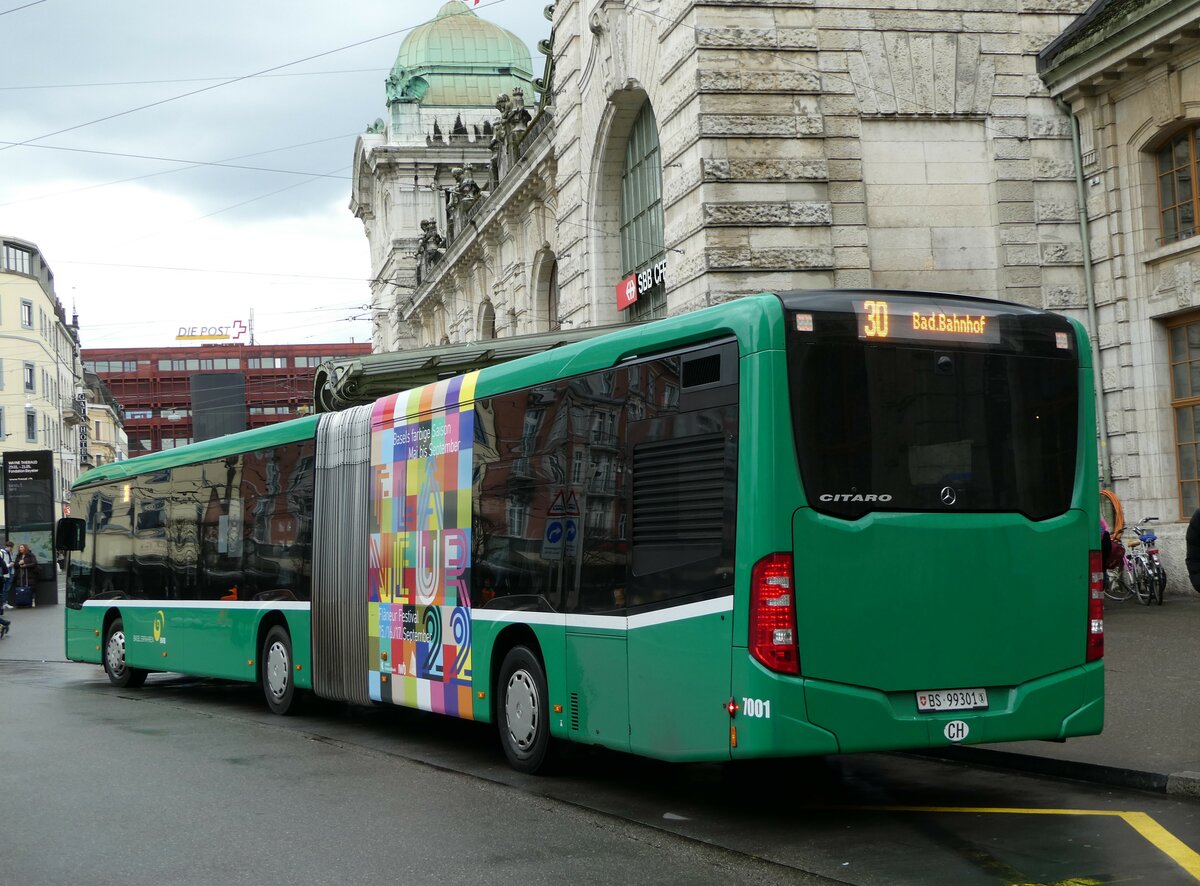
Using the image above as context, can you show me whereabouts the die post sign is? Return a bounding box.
[176,319,248,341]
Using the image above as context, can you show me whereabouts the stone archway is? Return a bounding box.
[587,85,654,327]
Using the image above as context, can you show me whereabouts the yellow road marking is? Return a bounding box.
[839,806,1200,882]
[1120,811,1200,880]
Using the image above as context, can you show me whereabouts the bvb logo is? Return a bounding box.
[152,609,166,643]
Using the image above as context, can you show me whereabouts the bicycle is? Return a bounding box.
[1102,529,1138,602]
[1126,517,1166,605]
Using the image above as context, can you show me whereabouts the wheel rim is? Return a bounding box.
[265,640,290,700]
[105,630,127,678]
[505,668,539,753]
[1118,569,1134,599]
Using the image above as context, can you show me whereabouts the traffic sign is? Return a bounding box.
[564,517,579,557]
[542,519,564,560]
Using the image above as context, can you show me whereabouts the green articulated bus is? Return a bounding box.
[62,290,1104,773]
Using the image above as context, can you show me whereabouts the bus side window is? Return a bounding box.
[627,341,739,610]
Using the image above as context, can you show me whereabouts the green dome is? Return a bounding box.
[387,1,533,107]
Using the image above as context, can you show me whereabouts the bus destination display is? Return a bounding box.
[855,298,1001,344]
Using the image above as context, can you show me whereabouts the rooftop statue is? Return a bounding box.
[386,67,430,103]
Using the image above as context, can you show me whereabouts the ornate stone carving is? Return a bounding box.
[414,218,446,285]
[490,87,535,181]
[445,165,484,243]
[386,67,429,103]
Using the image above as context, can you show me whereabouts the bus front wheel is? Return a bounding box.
[261,625,299,715]
[103,617,147,689]
[497,645,551,774]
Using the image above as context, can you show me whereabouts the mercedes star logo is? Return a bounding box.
[940,486,957,506]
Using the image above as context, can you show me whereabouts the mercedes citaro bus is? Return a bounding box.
[59,290,1103,772]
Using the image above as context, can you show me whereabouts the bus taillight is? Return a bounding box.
[750,553,799,675]
[1087,550,1104,662]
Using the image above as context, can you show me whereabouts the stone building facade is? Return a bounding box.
[363,1,1098,344]
[350,0,542,351]
[1040,0,1200,577]
[356,3,1200,582]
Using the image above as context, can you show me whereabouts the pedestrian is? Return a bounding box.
[14,543,38,604]
[0,540,14,611]
[1186,508,1200,593]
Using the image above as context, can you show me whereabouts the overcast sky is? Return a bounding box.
[0,0,549,350]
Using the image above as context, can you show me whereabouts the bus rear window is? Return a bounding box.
[790,340,1079,521]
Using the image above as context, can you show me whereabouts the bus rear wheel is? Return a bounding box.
[497,645,551,774]
[103,617,147,689]
[261,625,300,715]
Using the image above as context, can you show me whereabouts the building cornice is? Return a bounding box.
[1040,0,1200,98]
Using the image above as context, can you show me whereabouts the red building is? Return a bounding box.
[83,342,370,454]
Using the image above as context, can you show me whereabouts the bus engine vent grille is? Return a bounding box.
[570,692,580,731]
[632,433,726,545]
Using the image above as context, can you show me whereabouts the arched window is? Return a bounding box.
[620,103,666,322]
[547,260,559,329]
[1156,128,1199,244]
[479,301,496,340]
[532,251,559,331]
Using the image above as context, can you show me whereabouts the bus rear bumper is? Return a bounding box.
[802,661,1104,754]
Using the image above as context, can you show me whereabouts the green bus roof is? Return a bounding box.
[74,414,320,490]
[469,294,783,400]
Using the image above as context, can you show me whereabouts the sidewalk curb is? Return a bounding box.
[908,747,1187,795]
[1166,771,1200,798]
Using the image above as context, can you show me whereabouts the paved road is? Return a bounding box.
[2,659,827,886]
[3,592,1199,884]
[8,587,1198,793]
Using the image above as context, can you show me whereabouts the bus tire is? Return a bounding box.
[497,645,551,774]
[261,625,299,715]
[103,617,148,689]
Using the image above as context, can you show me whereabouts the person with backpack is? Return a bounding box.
[0,540,13,611]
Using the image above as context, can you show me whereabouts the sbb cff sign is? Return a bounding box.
[615,257,667,311]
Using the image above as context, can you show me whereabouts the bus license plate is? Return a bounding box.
[916,688,988,713]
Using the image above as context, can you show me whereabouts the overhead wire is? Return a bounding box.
[55,259,368,282]
[0,0,47,16]
[0,140,352,180]
[115,163,352,246]
[0,68,390,90]
[0,0,516,154]
[74,303,375,347]
[4,0,542,347]
[0,132,363,209]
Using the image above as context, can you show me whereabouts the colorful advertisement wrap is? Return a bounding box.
[368,373,478,717]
